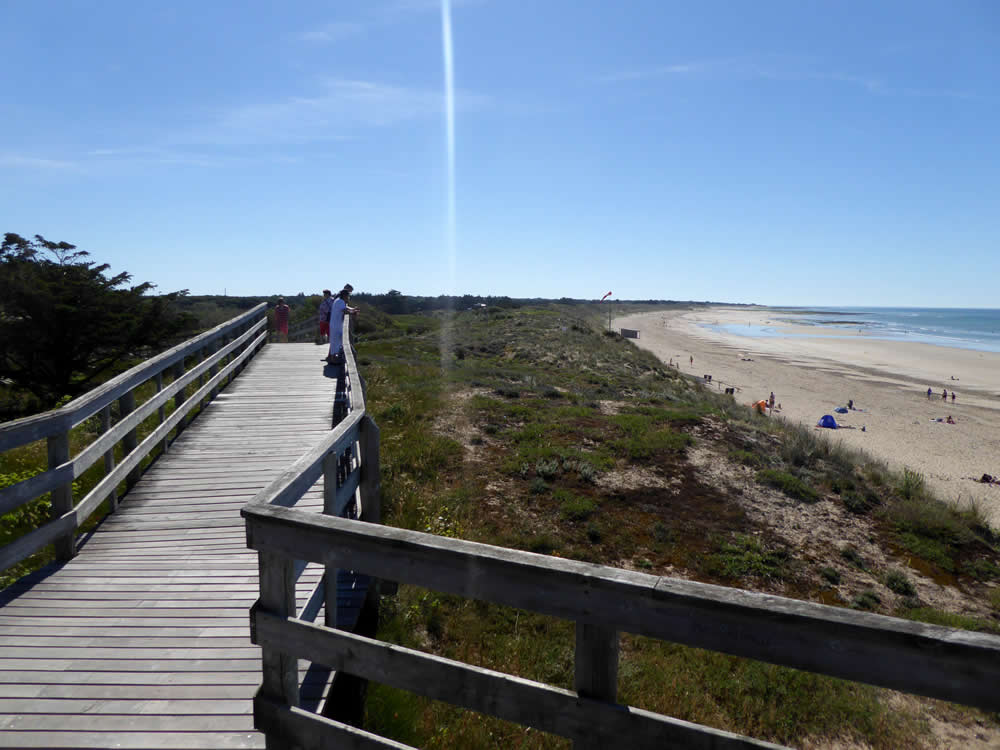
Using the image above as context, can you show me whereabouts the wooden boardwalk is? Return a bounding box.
[0,344,341,749]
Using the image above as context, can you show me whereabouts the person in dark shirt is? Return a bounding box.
[274,297,290,343]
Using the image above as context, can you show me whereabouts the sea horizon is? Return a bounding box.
[705,305,1000,355]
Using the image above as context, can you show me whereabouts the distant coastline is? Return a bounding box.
[702,306,1000,355]
[616,306,1000,529]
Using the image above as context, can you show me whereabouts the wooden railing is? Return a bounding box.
[244,321,1000,749]
[0,304,268,573]
[270,315,318,344]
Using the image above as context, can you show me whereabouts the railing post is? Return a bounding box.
[118,391,140,490]
[156,372,168,456]
[209,338,221,399]
[99,405,118,512]
[46,431,76,561]
[573,623,619,750]
[173,360,187,434]
[257,551,299,710]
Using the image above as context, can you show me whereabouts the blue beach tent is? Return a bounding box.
[817,415,838,429]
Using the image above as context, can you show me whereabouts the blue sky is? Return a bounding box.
[2,1,998,307]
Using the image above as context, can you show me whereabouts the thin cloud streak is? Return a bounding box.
[0,153,79,170]
[597,57,982,100]
[180,78,490,146]
[294,22,364,43]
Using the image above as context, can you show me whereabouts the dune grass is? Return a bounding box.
[356,303,1000,748]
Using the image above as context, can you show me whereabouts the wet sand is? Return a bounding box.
[616,307,1000,529]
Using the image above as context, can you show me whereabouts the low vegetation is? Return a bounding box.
[4,298,998,747]
[355,303,1000,748]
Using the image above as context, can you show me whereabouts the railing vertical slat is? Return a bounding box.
[118,391,140,490]
[257,551,299,710]
[323,452,339,630]
[156,372,168,456]
[573,623,619,750]
[46,432,75,561]
[99,405,118,512]
[173,360,187,435]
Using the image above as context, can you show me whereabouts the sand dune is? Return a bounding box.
[616,307,1000,529]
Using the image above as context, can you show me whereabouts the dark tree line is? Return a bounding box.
[0,233,196,411]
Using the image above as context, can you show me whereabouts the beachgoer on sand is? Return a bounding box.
[927,387,932,399]
[769,392,775,409]
[947,415,956,424]
[942,388,948,400]
[951,392,956,402]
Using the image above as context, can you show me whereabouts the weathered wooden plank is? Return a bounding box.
[244,505,1000,712]
[0,731,264,749]
[0,714,256,731]
[0,683,253,699]
[0,658,262,671]
[0,698,254,714]
[0,666,260,691]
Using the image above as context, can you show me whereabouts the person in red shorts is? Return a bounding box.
[317,289,333,343]
[273,297,290,342]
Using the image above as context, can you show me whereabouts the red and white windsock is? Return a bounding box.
[600,291,612,301]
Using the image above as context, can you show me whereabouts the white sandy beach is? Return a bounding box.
[616,307,1000,529]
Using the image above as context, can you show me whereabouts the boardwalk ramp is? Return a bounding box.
[0,343,341,749]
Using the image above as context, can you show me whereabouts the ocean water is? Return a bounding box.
[709,307,1000,354]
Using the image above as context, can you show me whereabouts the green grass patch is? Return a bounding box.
[556,490,598,522]
[884,569,916,596]
[704,533,790,582]
[729,449,765,468]
[897,606,1000,635]
[819,566,841,585]
[852,589,881,610]
[619,636,919,748]
[755,469,819,503]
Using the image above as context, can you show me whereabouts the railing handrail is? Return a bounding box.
[244,505,1000,712]
[249,318,367,510]
[1,304,268,573]
[0,303,267,451]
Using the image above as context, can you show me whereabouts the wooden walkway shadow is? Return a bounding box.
[0,344,341,749]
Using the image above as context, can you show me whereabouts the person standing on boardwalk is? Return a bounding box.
[273,297,290,343]
[325,286,358,364]
[317,289,333,343]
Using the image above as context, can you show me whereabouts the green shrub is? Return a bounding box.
[558,491,598,522]
[897,469,926,501]
[820,566,841,585]
[756,469,820,502]
[586,523,603,543]
[840,545,868,571]
[529,478,548,495]
[526,534,560,554]
[652,521,674,545]
[729,449,764,468]
[535,458,560,480]
[852,590,881,610]
[884,569,916,596]
[706,534,789,581]
[989,588,1000,612]
[843,489,880,515]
